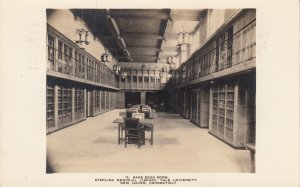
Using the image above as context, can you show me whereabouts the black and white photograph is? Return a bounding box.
[0,0,299,186]
[46,9,256,173]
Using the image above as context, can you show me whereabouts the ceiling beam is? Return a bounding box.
[106,10,132,59]
[109,10,170,20]
[170,10,205,21]
[100,33,171,40]
[157,11,174,60]
[161,46,180,52]
[131,55,157,58]
[106,15,120,37]
[127,47,160,52]
[123,33,164,40]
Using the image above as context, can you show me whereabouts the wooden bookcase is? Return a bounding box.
[57,86,72,127]
[209,79,255,148]
[46,85,55,129]
[74,88,84,121]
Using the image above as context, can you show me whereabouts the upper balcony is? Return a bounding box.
[168,9,256,89]
[47,25,119,91]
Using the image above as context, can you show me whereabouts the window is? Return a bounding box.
[144,76,149,83]
[47,35,55,62]
[138,76,143,83]
[127,75,131,82]
[68,47,73,62]
[132,75,137,82]
[64,44,69,62]
[58,41,63,60]
[150,76,155,83]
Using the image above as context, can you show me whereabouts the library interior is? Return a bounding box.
[46,9,256,173]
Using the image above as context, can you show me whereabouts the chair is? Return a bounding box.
[128,107,139,112]
[141,107,151,119]
[124,118,145,148]
[126,108,139,118]
[132,112,145,119]
[126,111,134,118]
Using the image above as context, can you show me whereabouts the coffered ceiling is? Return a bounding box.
[71,9,205,63]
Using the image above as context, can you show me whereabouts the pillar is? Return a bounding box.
[141,91,146,104]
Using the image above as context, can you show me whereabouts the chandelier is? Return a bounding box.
[101,49,110,63]
[177,21,190,47]
[113,64,121,74]
[75,28,90,49]
[121,71,127,79]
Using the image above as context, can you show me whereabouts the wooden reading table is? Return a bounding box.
[113,118,154,145]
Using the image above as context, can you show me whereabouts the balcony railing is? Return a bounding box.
[169,18,256,88]
[47,47,118,89]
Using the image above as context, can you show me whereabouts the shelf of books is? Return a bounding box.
[100,91,105,112]
[210,83,236,146]
[209,79,255,148]
[74,88,85,122]
[105,91,109,111]
[116,91,125,108]
[94,90,101,115]
[46,85,55,130]
[57,86,72,127]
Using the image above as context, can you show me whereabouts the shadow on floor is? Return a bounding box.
[46,157,55,173]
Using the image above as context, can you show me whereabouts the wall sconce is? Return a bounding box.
[167,56,173,64]
[162,66,168,73]
[177,32,190,46]
[159,71,164,78]
[169,62,175,70]
[121,71,127,79]
[101,49,110,63]
[75,28,90,49]
[113,65,121,74]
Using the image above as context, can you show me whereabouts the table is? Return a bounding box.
[113,118,154,145]
[243,143,256,172]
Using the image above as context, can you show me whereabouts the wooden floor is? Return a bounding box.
[47,109,252,173]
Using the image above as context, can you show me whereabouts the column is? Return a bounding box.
[141,91,146,104]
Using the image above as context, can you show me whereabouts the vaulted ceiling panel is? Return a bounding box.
[71,9,204,64]
[126,38,159,47]
[116,18,162,34]
[129,48,157,56]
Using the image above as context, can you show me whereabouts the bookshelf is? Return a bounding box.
[46,85,55,129]
[101,91,105,112]
[210,83,236,145]
[209,79,255,148]
[74,88,84,121]
[95,90,101,114]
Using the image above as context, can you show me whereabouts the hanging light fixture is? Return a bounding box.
[159,71,164,78]
[101,49,110,63]
[75,28,90,49]
[167,21,175,66]
[121,70,127,79]
[177,21,190,46]
[169,61,175,70]
[113,64,121,74]
[75,11,90,49]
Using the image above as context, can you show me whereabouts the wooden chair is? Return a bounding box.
[132,112,145,119]
[126,108,139,118]
[141,107,151,119]
[124,118,145,148]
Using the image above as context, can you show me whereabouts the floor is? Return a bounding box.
[46,109,252,173]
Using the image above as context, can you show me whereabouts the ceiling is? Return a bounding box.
[71,9,205,63]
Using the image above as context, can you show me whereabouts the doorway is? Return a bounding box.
[125,92,141,108]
